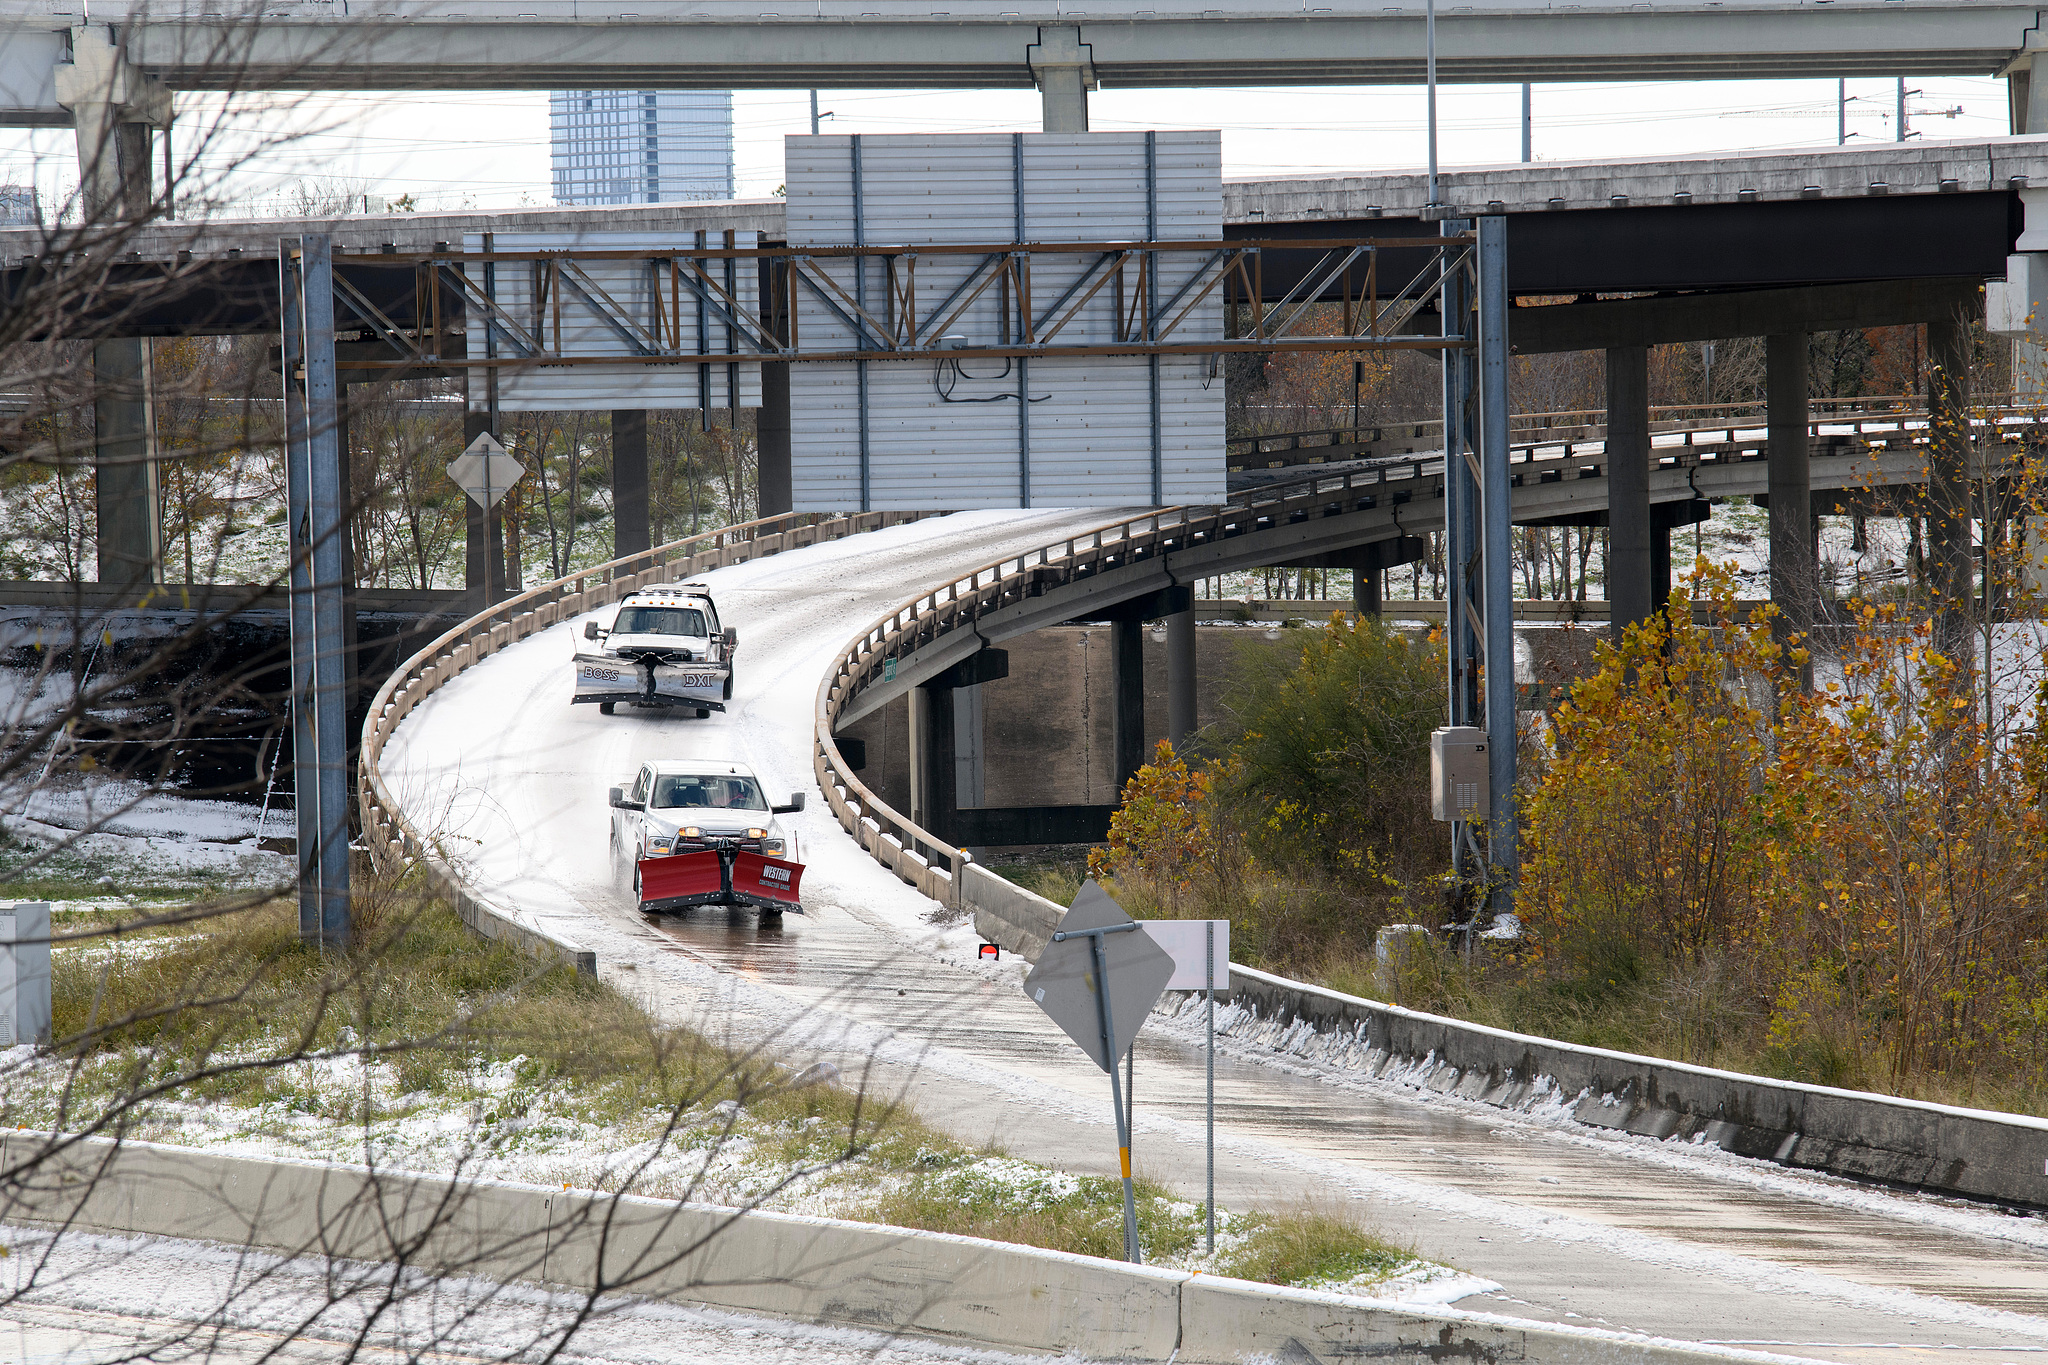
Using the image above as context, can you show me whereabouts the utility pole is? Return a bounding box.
[1425,0,1440,208]
[1897,78,1907,141]
[809,90,820,135]
[1838,79,1847,145]
[1520,83,1532,162]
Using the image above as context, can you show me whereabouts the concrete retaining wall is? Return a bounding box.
[964,877,2048,1209]
[0,1135,1772,1364]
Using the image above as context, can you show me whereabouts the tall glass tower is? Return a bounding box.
[549,90,735,206]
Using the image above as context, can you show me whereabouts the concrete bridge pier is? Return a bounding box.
[1166,607,1197,753]
[461,409,508,613]
[612,409,651,558]
[1605,345,1653,640]
[61,28,171,591]
[757,365,793,516]
[1767,332,1815,680]
[1030,26,1094,132]
[1927,316,1976,652]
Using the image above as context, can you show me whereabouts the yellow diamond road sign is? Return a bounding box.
[447,432,524,510]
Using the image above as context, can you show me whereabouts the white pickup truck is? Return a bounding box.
[572,582,737,717]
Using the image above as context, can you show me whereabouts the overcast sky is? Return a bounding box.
[0,74,2015,212]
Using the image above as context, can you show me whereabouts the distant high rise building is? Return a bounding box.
[0,185,39,227]
[550,90,735,206]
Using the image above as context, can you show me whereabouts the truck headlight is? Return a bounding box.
[762,837,786,855]
[680,826,702,839]
[650,837,672,853]
[746,827,768,839]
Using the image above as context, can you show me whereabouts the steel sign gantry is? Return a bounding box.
[281,224,1518,925]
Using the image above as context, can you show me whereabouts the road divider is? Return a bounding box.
[0,1134,1796,1364]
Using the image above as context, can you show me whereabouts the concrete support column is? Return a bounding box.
[1166,607,1196,753]
[908,685,957,846]
[1766,332,1815,673]
[953,683,985,809]
[1352,565,1381,617]
[1927,317,1976,651]
[611,409,650,558]
[92,338,160,588]
[1111,617,1145,795]
[1605,344,1652,640]
[462,409,505,612]
[1030,26,1093,132]
[758,363,793,516]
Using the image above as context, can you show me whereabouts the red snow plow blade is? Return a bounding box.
[636,847,805,914]
[637,850,725,911]
[731,850,804,910]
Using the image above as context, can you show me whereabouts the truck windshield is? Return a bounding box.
[614,606,706,637]
[650,775,768,811]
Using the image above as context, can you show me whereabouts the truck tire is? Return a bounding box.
[696,707,712,719]
[723,671,734,700]
[599,701,615,715]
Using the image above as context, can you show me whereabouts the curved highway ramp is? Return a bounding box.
[381,509,2048,1362]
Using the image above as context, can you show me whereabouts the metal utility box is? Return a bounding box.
[1430,727,1489,823]
[0,902,51,1047]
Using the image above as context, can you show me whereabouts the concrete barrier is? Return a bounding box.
[1217,963,2048,1209]
[0,1135,1778,1364]
[962,876,2048,1210]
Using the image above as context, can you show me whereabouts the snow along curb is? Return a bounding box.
[972,888,2048,1210]
[0,1134,1812,1365]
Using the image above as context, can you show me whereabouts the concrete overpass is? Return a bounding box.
[1,0,2041,125]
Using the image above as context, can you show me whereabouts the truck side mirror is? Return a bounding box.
[772,792,806,814]
[723,626,738,651]
[609,786,642,811]
[584,621,605,641]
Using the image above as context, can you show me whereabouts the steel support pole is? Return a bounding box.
[1606,344,1653,639]
[1166,607,1196,752]
[1476,216,1516,909]
[1766,332,1815,680]
[1440,221,1480,880]
[281,235,350,948]
[611,409,651,557]
[1088,931,1141,1264]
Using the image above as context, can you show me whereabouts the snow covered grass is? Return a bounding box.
[4,883,1441,1297]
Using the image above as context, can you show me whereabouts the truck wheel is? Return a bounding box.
[723,671,734,700]
[599,701,615,715]
[696,707,712,719]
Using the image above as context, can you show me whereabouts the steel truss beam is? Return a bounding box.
[328,236,1477,375]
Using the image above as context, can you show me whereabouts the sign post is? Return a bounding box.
[1136,918,1230,1253]
[1024,881,1173,1264]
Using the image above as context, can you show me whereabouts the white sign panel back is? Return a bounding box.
[463,229,760,413]
[786,132,1226,512]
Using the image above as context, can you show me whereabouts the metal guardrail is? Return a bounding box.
[811,404,2038,909]
[358,507,932,973]
[1227,392,2037,472]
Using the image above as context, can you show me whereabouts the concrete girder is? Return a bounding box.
[1510,279,1984,355]
[9,7,2026,99]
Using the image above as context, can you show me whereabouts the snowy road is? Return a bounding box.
[383,510,2048,1363]
[0,1227,1047,1365]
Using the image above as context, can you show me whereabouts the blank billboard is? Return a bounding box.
[462,229,760,412]
[785,132,1226,511]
